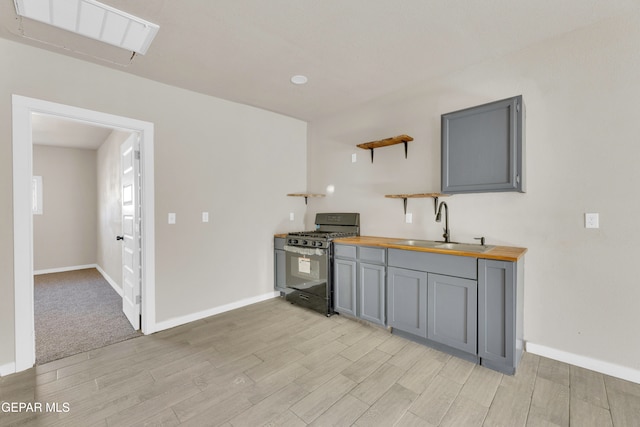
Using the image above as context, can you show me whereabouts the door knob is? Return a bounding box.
[116,235,124,241]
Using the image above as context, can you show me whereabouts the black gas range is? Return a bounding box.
[283,213,360,316]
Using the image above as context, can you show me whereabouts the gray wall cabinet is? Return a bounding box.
[427,273,477,354]
[387,267,428,338]
[334,244,386,326]
[478,259,524,374]
[274,237,286,292]
[441,95,525,194]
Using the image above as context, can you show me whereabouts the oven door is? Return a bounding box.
[284,245,328,298]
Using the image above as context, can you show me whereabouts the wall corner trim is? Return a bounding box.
[95,265,123,297]
[526,342,640,384]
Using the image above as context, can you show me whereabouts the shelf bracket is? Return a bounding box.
[369,148,374,163]
[402,198,408,214]
[287,193,326,204]
[433,197,439,214]
[404,141,408,159]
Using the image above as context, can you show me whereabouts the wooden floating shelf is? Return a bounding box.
[287,193,326,205]
[385,193,450,214]
[357,134,413,163]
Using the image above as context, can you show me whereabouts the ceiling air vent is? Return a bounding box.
[13,0,159,55]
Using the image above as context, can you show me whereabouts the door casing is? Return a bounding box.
[11,95,156,373]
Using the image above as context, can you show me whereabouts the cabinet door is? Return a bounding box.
[387,267,427,338]
[427,273,477,354]
[478,259,516,371]
[442,95,524,194]
[334,258,357,317]
[359,262,385,326]
[274,249,286,291]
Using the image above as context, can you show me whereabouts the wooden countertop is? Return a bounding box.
[333,236,527,262]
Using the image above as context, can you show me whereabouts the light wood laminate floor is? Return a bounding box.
[1,297,639,426]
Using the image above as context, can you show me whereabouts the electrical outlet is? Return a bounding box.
[585,213,599,229]
[289,212,295,221]
[168,213,176,224]
[202,212,209,223]
[351,153,357,163]
[405,213,412,223]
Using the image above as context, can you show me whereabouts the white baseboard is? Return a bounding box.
[527,342,640,384]
[0,361,16,377]
[33,264,123,297]
[34,264,97,275]
[151,291,279,334]
[95,265,122,297]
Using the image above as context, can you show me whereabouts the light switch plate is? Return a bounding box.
[405,213,412,223]
[351,153,357,163]
[585,213,599,229]
[202,212,209,223]
[168,213,176,224]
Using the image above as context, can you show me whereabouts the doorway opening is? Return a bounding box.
[32,117,141,364]
[12,95,156,373]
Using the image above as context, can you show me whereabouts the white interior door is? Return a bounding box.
[121,133,141,330]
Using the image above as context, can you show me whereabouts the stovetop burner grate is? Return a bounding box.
[287,230,357,240]
[285,213,360,248]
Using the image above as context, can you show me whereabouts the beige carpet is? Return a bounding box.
[34,268,142,365]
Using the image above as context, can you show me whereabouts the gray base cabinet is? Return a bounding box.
[478,259,523,374]
[312,241,524,375]
[334,244,386,326]
[427,273,477,354]
[359,263,385,325]
[334,258,357,317]
[387,267,427,338]
[274,237,286,292]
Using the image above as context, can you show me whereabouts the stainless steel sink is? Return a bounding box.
[432,242,495,253]
[391,239,441,248]
[391,240,494,253]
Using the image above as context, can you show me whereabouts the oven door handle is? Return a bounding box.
[283,245,326,256]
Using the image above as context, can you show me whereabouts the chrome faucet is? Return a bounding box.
[435,201,450,243]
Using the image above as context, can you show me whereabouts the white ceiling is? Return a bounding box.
[31,114,114,149]
[1,0,638,122]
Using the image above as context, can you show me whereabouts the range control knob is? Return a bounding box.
[302,240,309,246]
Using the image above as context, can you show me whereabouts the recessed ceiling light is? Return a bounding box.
[290,75,308,85]
[13,0,159,55]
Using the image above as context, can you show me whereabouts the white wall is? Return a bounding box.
[32,145,97,271]
[0,38,307,368]
[307,12,640,377]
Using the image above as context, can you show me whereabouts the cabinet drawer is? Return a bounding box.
[388,249,476,280]
[358,246,386,264]
[334,244,356,259]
